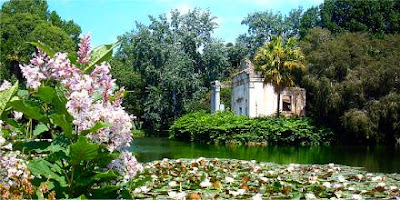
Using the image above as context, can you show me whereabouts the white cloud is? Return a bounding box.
[175,4,192,14]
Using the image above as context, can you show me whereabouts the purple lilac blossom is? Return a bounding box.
[17,33,141,180]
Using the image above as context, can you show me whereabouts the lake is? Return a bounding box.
[130,137,400,173]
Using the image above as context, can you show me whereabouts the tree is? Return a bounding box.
[114,8,230,129]
[0,0,81,81]
[240,7,303,55]
[299,6,321,37]
[300,28,400,144]
[320,0,400,34]
[253,36,305,117]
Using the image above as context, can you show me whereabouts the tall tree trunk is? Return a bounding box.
[276,86,281,118]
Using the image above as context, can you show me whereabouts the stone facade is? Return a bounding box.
[230,60,306,118]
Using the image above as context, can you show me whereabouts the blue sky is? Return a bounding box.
[42,0,323,47]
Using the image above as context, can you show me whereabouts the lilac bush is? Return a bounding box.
[0,34,142,198]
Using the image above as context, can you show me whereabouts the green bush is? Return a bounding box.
[169,111,334,146]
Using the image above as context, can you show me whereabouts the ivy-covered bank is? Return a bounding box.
[131,158,400,199]
[169,111,334,146]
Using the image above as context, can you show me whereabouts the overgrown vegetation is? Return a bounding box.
[300,29,400,145]
[169,111,334,146]
[0,0,81,81]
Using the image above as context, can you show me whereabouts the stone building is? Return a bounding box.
[211,59,306,117]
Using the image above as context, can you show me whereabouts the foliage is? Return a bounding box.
[320,0,400,35]
[130,158,400,199]
[114,8,231,129]
[0,35,142,199]
[169,111,334,146]
[300,28,400,144]
[253,36,306,117]
[0,0,81,81]
[240,8,303,55]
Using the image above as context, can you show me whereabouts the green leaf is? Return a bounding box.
[12,140,51,153]
[77,170,118,187]
[10,99,44,121]
[69,136,99,165]
[49,114,72,138]
[53,85,73,121]
[37,86,56,104]
[33,123,49,136]
[28,158,67,187]
[80,122,111,136]
[89,186,119,199]
[84,41,120,73]
[0,81,18,116]
[27,41,55,57]
[17,90,29,98]
[68,54,78,66]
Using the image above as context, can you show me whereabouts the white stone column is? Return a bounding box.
[211,80,221,113]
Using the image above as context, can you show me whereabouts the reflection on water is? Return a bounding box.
[130,137,400,173]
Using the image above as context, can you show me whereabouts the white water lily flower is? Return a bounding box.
[169,181,178,187]
[348,187,355,191]
[377,182,386,187]
[372,176,382,182]
[260,177,269,182]
[196,157,205,162]
[337,175,346,182]
[253,165,261,172]
[252,193,262,200]
[390,186,397,190]
[267,170,275,175]
[230,189,246,196]
[323,182,331,188]
[238,189,246,195]
[225,177,234,184]
[200,178,211,188]
[308,173,318,183]
[140,186,150,193]
[329,163,335,167]
[0,136,5,146]
[333,183,342,189]
[287,165,295,172]
[305,192,317,199]
[3,143,12,150]
[352,194,363,200]
[356,174,364,180]
[168,191,187,200]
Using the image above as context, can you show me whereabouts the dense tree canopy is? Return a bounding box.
[0,0,81,81]
[300,28,400,144]
[113,9,233,129]
[239,7,304,55]
[320,0,400,34]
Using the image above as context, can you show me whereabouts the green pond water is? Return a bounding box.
[130,137,400,173]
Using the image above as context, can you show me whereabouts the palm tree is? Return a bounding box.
[253,36,305,117]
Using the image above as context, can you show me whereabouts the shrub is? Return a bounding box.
[0,35,142,199]
[169,111,334,145]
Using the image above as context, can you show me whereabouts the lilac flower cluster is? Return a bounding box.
[78,33,91,65]
[16,34,142,179]
[108,152,143,181]
[19,36,132,152]
[0,136,33,190]
[0,80,12,91]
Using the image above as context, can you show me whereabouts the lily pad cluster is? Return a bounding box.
[130,158,400,199]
